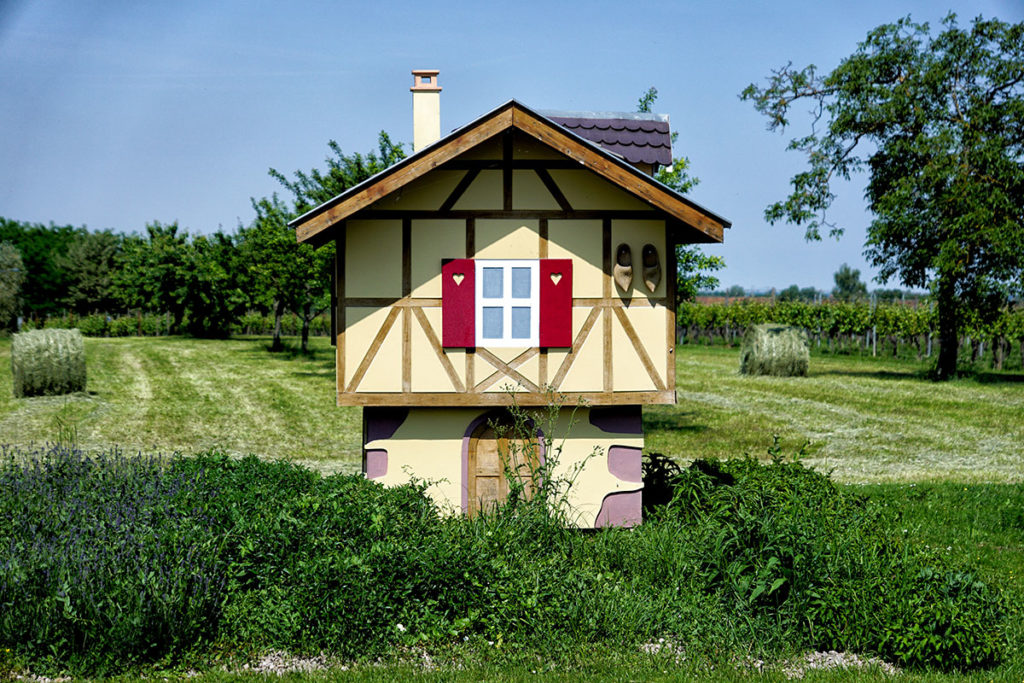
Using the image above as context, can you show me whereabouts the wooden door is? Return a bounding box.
[467,421,539,516]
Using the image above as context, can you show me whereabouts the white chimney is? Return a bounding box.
[411,69,441,152]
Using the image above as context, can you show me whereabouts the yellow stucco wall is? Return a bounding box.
[475,220,540,258]
[345,306,402,391]
[369,171,462,211]
[456,136,502,160]
[411,219,465,298]
[339,149,673,399]
[550,307,604,392]
[512,170,561,210]
[547,170,652,211]
[452,171,502,210]
[346,220,402,298]
[512,133,567,160]
[548,219,603,297]
[410,306,464,392]
[366,406,643,527]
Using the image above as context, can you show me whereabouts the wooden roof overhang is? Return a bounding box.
[290,100,731,247]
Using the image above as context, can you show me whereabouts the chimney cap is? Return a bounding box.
[411,69,441,92]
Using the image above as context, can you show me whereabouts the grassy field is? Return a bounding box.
[648,345,1024,483]
[1,335,361,473]
[1,334,1022,679]
[3,336,1022,483]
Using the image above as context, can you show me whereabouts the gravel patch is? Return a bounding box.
[641,641,900,678]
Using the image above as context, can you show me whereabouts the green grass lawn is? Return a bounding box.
[3,336,1021,483]
[648,345,1024,484]
[2,335,1022,679]
[0,335,362,473]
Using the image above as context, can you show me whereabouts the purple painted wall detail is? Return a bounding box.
[589,405,642,435]
[365,449,388,479]
[595,490,642,528]
[607,445,642,483]
[364,407,409,442]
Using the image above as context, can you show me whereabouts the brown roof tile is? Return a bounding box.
[541,111,673,166]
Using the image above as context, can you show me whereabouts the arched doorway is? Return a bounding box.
[466,416,540,517]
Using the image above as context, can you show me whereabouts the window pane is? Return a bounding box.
[511,307,531,339]
[511,267,531,298]
[482,307,503,339]
[482,268,503,298]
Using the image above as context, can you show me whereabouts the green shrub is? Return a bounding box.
[75,314,109,336]
[0,444,1008,676]
[740,323,809,376]
[11,328,87,397]
[0,445,226,674]
[642,452,1008,670]
[108,315,138,337]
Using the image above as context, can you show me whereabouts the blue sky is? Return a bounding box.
[2,0,1021,292]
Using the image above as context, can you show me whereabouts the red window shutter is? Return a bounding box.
[442,258,475,347]
[539,259,572,348]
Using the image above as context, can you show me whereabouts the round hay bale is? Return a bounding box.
[739,324,809,377]
[11,328,87,397]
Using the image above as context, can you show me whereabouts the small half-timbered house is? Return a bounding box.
[291,71,730,527]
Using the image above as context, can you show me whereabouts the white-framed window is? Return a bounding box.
[474,259,539,347]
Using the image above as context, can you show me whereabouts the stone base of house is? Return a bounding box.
[362,404,644,528]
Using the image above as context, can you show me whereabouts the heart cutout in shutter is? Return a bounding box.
[550,272,562,286]
[452,273,465,286]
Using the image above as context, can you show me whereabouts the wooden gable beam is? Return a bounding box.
[295,106,514,246]
[294,101,727,246]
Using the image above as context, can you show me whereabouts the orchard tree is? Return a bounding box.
[637,88,725,303]
[779,284,820,302]
[241,195,304,351]
[0,218,80,319]
[832,263,868,301]
[245,133,407,352]
[742,14,1024,379]
[271,133,406,214]
[56,230,121,315]
[0,242,24,331]
[185,231,248,337]
[115,222,191,333]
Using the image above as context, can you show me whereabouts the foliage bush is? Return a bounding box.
[26,313,170,337]
[641,450,1008,669]
[0,444,1008,676]
[680,300,1024,370]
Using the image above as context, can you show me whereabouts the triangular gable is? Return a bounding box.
[291,100,731,247]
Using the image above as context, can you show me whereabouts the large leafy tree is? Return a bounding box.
[742,14,1024,379]
[244,133,406,352]
[832,263,868,302]
[0,242,24,331]
[636,88,725,303]
[56,230,122,315]
[185,231,249,337]
[0,218,81,319]
[115,222,192,334]
[240,195,305,351]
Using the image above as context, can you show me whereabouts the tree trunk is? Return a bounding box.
[170,307,185,335]
[301,302,311,354]
[934,277,959,380]
[271,299,285,352]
